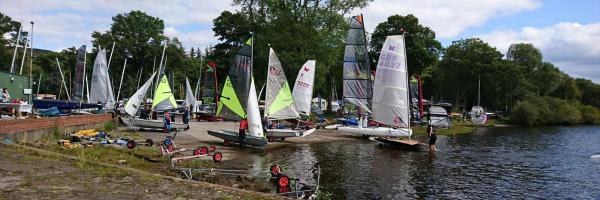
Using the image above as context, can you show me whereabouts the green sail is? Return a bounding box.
[217,76,246,118]
[268,82,295,116]
[152,75,177,110]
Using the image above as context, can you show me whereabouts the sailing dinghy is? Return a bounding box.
[470,76,487,125]
[207,40,268,147]
[371,35,424,150]
[342,35,413,137]
[121,73,189,131]
[264,48,316,141]
[337,14,375,134]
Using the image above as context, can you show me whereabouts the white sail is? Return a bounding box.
[89,49,115,109]
[247,78,264,138]
[125,72,156,116]
[372,35,410,128]
[185,77,197,112]
[292,60,316,116]
[264,48,299,119]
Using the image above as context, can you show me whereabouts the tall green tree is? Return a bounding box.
[430,38,503,109]
[369,14,442,76]
[506,43,542,73]
[212,0,370,103]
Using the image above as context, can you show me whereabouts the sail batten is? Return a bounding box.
[265,48,299,120]
[343,15,372,113]
[372,35,410,128]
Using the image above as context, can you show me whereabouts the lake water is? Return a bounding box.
[245,126,600,199]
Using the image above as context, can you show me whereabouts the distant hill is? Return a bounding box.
[11,46,54,57]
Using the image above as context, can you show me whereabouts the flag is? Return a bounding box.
[245,37,253,46]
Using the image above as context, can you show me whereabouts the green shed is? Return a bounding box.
[0,71,31,102]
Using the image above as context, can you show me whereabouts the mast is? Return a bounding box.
[19,40,27,75]
[82,48,87,103]
[116,58,128,101]
[402,34,411,131]
[156,43,167,90]
[477,74,481,106]
[36,72,42,97]
[107,42,115,70]
[10,25,21,73]
[55,58,71,101]
[29,21,33,103]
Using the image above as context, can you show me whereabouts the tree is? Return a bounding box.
[552,76,581,100]
[530,62,563,96]
[369,14,442,76]
[430,38,503,109]
[212,0,370,104]
[575,78,600,108]
[506,43,542,73]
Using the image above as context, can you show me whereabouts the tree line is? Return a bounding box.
[1,0,599,125]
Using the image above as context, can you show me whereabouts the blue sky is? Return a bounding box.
[1,0,599,82]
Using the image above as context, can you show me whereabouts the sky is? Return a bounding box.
[1,0,599,82]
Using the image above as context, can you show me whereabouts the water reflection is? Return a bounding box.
[247,126,600,199]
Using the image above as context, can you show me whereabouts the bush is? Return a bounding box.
[511,101,539,126]
[511,96,585,126]
[579,105,600,124]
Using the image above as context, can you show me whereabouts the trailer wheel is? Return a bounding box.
[193,148,201,156]
[212,152,223,162]
[268,137,275,142]
[200,146,209,155]
[270,164,282,176]
[209,145,216,152]
[277,175,290,187]
[126,140,136,149]
[223,140,230,147]
[145,139,154,147]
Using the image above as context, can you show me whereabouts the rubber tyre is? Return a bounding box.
[200,146,209,155]
[277,175,290,187]
[212,152,223,162]
[209,145,216,152]
[193,148,201,156]
[126,140,136,149]
[268,137,275,142]
[145,139,154,147]
[277,185,291,194]
[270,164,282,176]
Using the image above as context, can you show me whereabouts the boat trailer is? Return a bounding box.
[174,164,320,199]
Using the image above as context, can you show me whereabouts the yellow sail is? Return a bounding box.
[152,75,178,110]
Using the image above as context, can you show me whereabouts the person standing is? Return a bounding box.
[163,110,172,133]
[238,118,248,147]
[428,125,437,152]
[1,88,10,103]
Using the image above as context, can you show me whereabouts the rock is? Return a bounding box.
[118,160,127,165]
[232,184,240,188]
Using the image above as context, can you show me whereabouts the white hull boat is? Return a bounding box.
[338,126,411,137]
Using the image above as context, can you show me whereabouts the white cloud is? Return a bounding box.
[353,0,540,38]
[479,22,600,83]
[0,0,235,50]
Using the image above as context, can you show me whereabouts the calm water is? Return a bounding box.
[245,126,600,199]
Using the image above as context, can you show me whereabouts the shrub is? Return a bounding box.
[579,105,600,124]
[98,121,117,132]
[511,101,539,126]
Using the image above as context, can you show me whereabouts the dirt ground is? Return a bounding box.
[132,121,371,163]
[0,143,279,200]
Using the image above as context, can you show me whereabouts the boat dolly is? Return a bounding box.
[174,164,320,199]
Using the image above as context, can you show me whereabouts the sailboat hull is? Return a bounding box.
[207,129,268,147]
[120,116,189,131]
[338,126,412,137]
[266,128,316,139]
